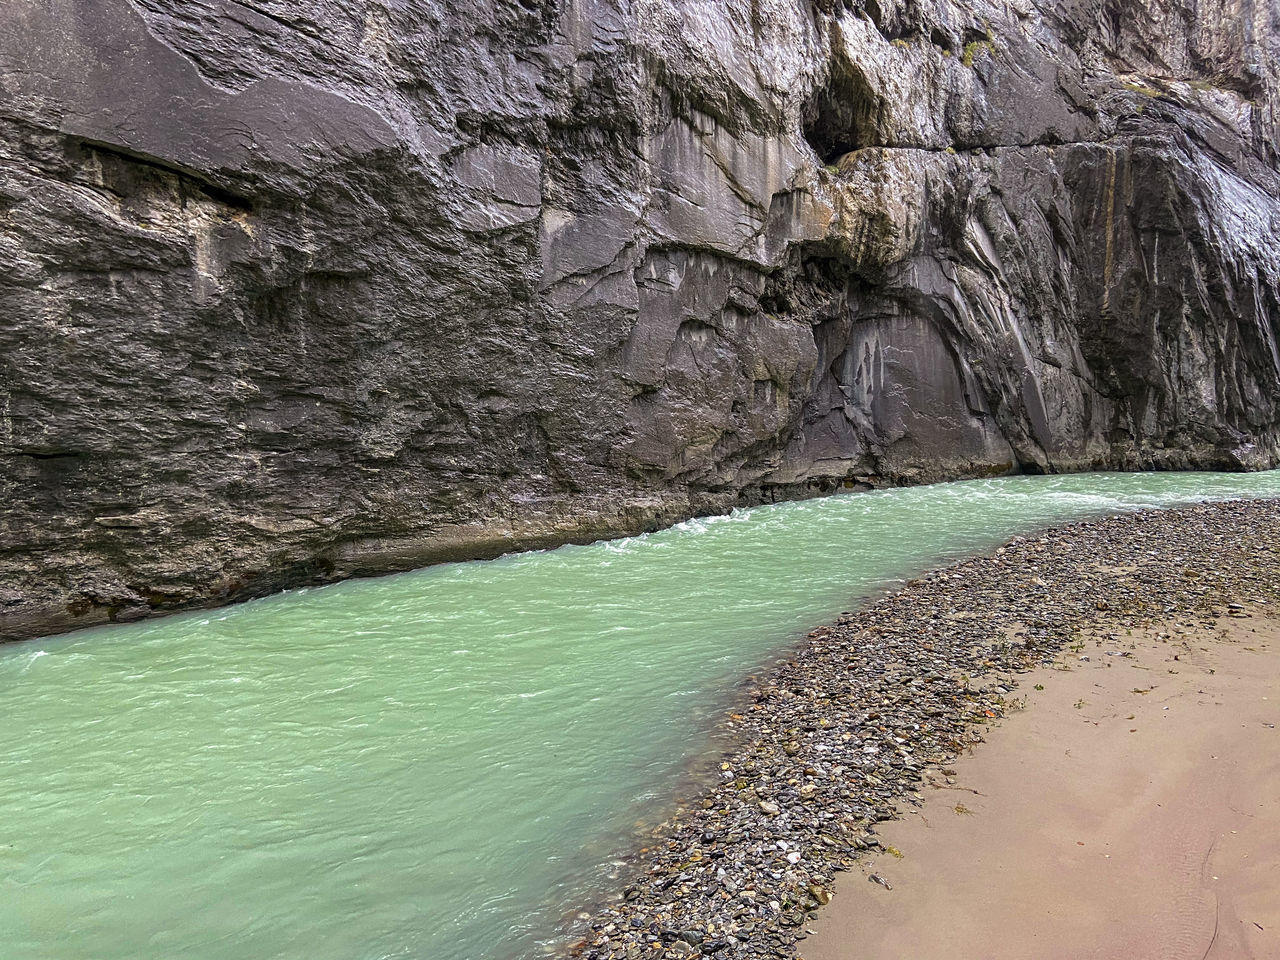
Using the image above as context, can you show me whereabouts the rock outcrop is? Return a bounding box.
[2,0,1278,640]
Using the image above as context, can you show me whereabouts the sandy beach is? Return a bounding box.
[803,611,1280,960]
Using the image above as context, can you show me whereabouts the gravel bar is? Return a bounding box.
[563,497,1280,960]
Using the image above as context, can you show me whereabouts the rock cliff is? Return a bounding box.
[2,0,1278,640]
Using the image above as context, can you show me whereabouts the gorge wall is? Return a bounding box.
[2,0,1279,640]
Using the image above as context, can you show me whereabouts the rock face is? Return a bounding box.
[2,0,1278,640]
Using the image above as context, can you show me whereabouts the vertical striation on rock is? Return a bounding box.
[2,0,1278,640]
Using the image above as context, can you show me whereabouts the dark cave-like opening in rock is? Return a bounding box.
[802,55,885,164]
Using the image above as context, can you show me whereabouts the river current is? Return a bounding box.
[5,472,1280,959]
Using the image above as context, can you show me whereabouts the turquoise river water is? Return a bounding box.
[4,472,1280,960]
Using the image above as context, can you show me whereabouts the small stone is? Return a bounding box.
[758,801,780,816]
[807,884,831,905]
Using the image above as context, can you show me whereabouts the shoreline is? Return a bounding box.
[7,471,1278,648]
[563,498,1280,960]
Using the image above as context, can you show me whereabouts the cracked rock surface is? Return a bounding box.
[2,0,1279,639]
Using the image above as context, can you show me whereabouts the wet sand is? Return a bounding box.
[803,610,1280,960]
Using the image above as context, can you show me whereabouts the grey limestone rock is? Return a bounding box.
[2,0,1278,640]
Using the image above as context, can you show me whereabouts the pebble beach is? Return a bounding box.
[565,497,1280,960]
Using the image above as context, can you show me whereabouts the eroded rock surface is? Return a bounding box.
[2,0,1278,639]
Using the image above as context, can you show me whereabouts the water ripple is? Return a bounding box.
[2,472,1279,960]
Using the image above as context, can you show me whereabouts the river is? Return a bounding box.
[4,472,1280,960]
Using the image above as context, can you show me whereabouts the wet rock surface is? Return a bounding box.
[563,497,1280,960]
[3,1,1280,640]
